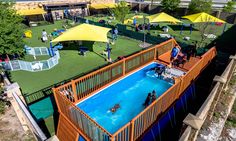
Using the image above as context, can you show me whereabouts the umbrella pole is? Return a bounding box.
[222,23,227,34]
[107,43,111,62]
[143,17,146,47]
[190,24,193,34]
[180,24,183,34]
[50,42,54,57]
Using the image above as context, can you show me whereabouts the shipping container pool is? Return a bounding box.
[77,62,185,134]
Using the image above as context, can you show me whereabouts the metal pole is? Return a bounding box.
[50,42,54,57]
[190,24,193,34]
[107,42,111,61]
[222,23,227,34]
[180,23,183,34]
[143,16,146,47]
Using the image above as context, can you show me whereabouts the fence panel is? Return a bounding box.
[55,91,111,141]
[125,48,155,74]
[112,122,131,141]
[57,115,79,141]
[40,47,49,55]
[201,48,217,70]
[34,48,41,55]
[11,60,21,70]
[75,61,123,100]
[57,82,75,102]
[41,60,50,70]
[132,81,180,140]
[3,50,59,72]
[155,39,174,56]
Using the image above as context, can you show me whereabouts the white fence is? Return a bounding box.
[3,50,60,72]
[24,46,49,56]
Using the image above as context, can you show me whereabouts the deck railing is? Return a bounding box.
[132,80,182,140]
[53,39,217,141]
[54,89,112,141]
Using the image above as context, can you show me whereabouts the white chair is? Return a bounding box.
[159,34,171,38]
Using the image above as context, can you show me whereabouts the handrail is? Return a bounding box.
[55,89,113,137]
[74,60,123,83]
[112,122,131,137]
[132,80,181,121]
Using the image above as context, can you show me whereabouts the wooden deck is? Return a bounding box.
[158,51,201,71]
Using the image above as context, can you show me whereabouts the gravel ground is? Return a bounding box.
[0,106,35,141]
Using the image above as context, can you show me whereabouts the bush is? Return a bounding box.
[0,100,6,115]
[223,1,236,12]
[161,0,180,13]
[188,0,212,14]
[109,1,130,23]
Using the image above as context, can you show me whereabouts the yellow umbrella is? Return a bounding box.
[51,24,111,43]
[147,12,182,23]
[182,12,225,23]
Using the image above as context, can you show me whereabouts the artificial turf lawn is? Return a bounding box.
[87,13,232,47]
[22,55,50,62]
[10,20,142,95]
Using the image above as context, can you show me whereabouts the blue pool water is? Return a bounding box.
[77,62,172,134]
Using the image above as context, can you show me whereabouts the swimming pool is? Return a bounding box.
[77,62,173,134]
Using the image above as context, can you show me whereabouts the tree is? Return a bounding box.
[0,2,25,60]
[161,0,180,13]
[109,1,130,23]
[223,1,236,12]
[188,0,212,14]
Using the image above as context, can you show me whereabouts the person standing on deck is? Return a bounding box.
[170,46,180,67]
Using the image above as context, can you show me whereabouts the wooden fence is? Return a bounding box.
[53,38,217,141]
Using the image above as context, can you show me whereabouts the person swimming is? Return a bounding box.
[110,104,120,113]
[143,93,152,107]
[151,90,157,102]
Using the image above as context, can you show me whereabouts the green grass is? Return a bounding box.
[10,20,142,95]
[44,116,55,136]
[22,55,50,62]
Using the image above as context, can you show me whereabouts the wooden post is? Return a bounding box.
[110,136,115,141]
[154,47,157,60]
[123,59,126,76]
[71,80,78,102]
[52,88,61,113]
[130,120,134,141]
